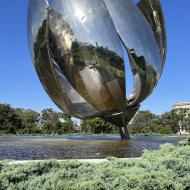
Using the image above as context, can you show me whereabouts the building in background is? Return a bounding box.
[173,102,190,135]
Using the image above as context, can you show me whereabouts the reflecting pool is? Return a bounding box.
[0,136,184,160]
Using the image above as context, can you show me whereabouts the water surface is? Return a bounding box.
[0,136,183,160]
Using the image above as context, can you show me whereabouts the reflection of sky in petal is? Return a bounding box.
[28,0,49,59]
[74,7,87,24]
[51,0,124,59]
[131,0,140,4]
[50,0,162,77]
[104,0,162,77]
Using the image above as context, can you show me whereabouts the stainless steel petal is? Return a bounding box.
[104,0,162,106]
[137,0,167,69]
[28,0,49,61]
[48,0,126,114]
[28,0,74,116]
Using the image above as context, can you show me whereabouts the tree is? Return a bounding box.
[81,117,118,134]
[15,109,41,134]
[0,104,22,134]
[58,120,75,134]
[41,109,74,134]
[186,116,190,132]
[43,120,75,135]
[129,111,159,134]
[41,108,61,125]
[157,110,181,133]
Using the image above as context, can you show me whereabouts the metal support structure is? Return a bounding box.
[101,105,140,140]
[119,126,130,140]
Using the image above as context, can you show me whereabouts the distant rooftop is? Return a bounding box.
[174,102,190,106]
[173,102,190,109]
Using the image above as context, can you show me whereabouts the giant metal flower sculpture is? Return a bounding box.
[28,0,166,139]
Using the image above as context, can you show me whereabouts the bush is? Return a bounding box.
[0,139,190,190]
[81,117,118,134]
[157,126,173,134]
[178,137,190,146]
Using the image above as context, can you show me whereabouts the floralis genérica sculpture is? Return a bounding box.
[28,0,167,139]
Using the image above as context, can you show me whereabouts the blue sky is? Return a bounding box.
[0,1,189,115]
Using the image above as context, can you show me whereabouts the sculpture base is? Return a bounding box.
[101,105,139,140]
[119,126,130,140]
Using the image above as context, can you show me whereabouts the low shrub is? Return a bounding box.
[0,139,189,190]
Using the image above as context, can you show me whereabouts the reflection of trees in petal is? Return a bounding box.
[33,18,71,114]
[127,48,157,103]
[33,9,126,116]
[137,0,167,65]
[70,40,126,111]
[47,8,126,112]
[71,40,125,78]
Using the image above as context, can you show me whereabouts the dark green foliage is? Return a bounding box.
[178,138,190,146]
[0,139,190,190]
[129,110,184,135]
[129,111,160,134]
[81,117,118,134]
[43,121,75,135]
[0,104,22,134]
[157,125,173,134]
[41,108,61,125]
[41,108,75,134]
[15,108,41,134]
[0,103,188,135]
[157,110,181,133]
[0,104,75,135]
[0,104,42,135]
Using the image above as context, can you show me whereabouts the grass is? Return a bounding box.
[0,138,190,190]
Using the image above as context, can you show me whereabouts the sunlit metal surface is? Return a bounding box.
[137,0,167,69]
[27,0,73,116]
[104,0,162,106]
[49,0,126,115]
[28,0,167,139]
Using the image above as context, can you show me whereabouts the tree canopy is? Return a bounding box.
[0,103,189,135]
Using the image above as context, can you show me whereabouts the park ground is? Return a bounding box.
[0,138,190,190]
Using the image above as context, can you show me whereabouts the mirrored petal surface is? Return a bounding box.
[137,0,167,69]
[48,0,126,113]
[104,0,162,106]
[28,0,78,116]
